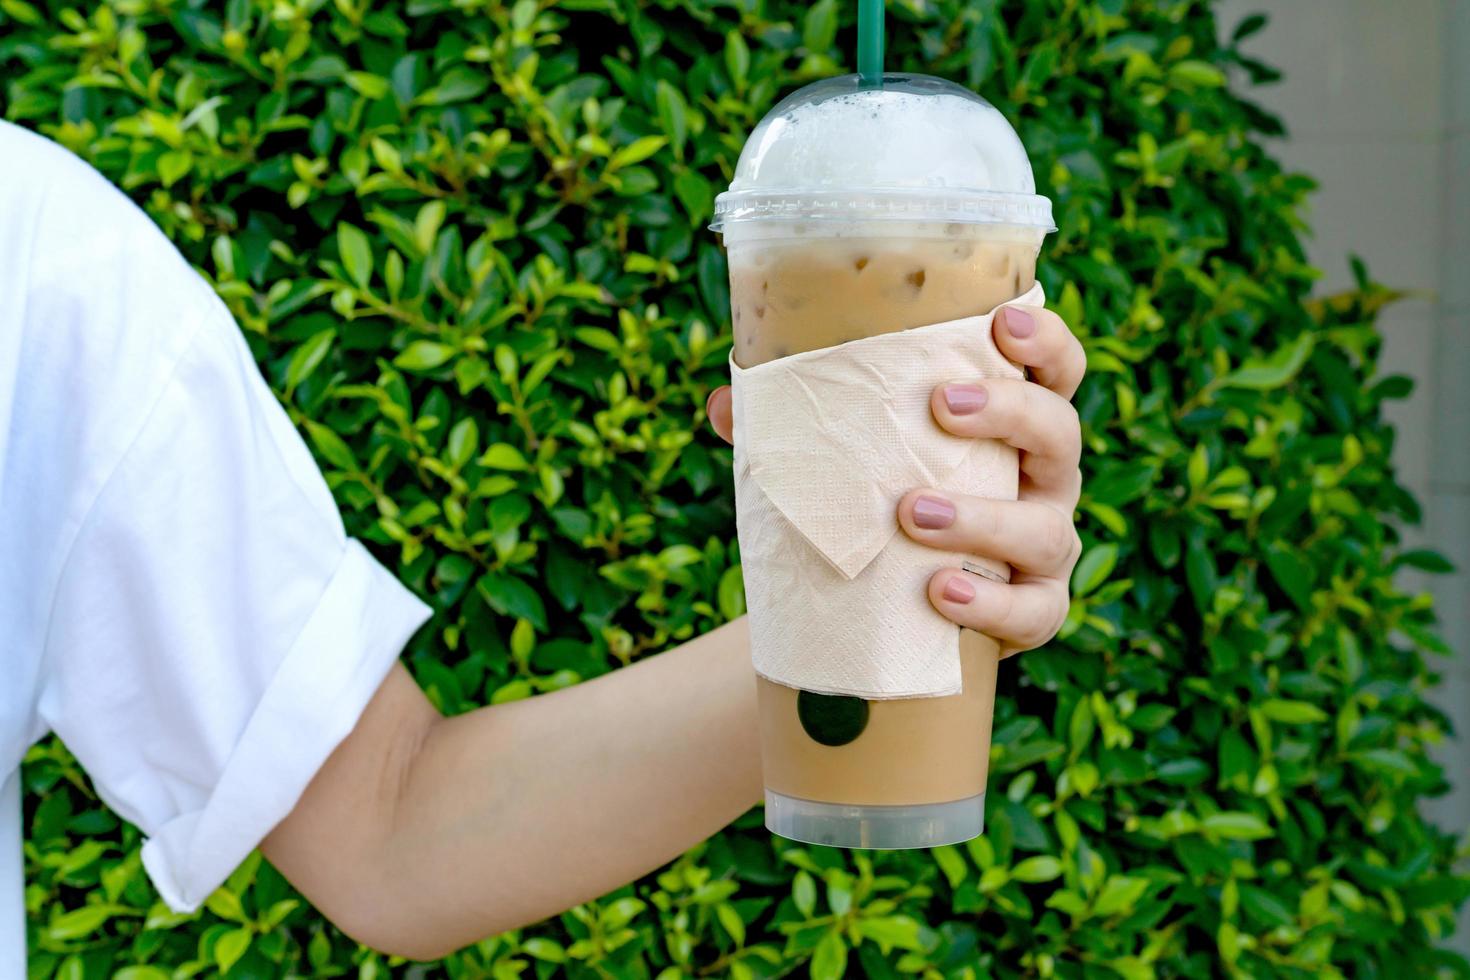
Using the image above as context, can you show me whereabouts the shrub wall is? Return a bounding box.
[3,0,1466,976]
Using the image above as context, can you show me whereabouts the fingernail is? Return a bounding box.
[943,384,988,415]
[942,576,976,604]
[705,388,721,417]
[1002,306,1035,338]
[913,495,956,529]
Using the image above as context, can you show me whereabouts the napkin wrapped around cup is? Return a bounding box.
[729,283,1044,699]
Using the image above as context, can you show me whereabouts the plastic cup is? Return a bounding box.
[711,73,1055,849]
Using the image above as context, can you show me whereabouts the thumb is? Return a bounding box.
[705,385,733,445]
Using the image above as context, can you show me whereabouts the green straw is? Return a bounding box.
[857,0,884,87]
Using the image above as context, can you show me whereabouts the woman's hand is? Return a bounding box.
[705,303,1086,658]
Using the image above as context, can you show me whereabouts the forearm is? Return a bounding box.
[266,617,761,960]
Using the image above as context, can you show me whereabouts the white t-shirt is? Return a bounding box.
[0,121,433,974]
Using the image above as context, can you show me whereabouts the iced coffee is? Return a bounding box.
[712,73,1054,848]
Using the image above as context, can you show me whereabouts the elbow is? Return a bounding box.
[310,843,469,961]
[339,910,538,963]
[328,903,463,962]
[371,938,461,964]
[326,878,536,962]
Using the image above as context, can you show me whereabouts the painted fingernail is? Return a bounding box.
[1002,306,1035,338]
[943,384,988,415]
[942,576,976,603]
[913,495,956,529]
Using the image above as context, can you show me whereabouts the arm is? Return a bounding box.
[262,302,1086,962]
[263,617,760,960]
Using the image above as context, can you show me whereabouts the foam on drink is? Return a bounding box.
[728,87,1037,200]
[715,73,1053,238]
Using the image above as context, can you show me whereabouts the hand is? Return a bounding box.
[705,302,1086,657]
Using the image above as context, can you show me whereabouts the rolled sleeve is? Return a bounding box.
[37,303,432,912]
[141,540,429,911]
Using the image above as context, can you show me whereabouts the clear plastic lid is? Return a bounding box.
[712,73,1054,232]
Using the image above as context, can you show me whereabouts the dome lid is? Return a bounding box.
[712,73,1054,231]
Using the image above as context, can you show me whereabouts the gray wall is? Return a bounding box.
[1219,0,1470,947]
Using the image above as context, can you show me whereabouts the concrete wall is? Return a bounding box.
[1218,0,1470,948]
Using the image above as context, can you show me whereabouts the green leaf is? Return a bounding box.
[1169,59,1226,88]
[115,969,170,980]
[1184,530,1217,612]
[718,565,745,620]
[157,149,192,187]
[479,442,530,470]
[491,679,533,704]
[1217,730,1252,788]
[417,65,488,104]
[0,0,44,25]
[674,170,713,224]
[261,898,300,930]
[856,914,925,951]
[608,136,667,170]
[802,0,838,52]
[1239,884,1294,928]
[600,896,646,930]
[826,874,852,916]
[521,937,566,962]
[1351,748,1418,775]
[1395,549,1455,574]
[809,931,847,980]
[308,930,331,969]
[1157,757,1210,785]
[285,328,335,392]
[1202,811,1273,840]
[655,80,688,158]
[215,926,252,973]
[931,844,967,887]
[1068,695,1095,756]
[477,572,548,630]
[306,421,358,470]
[725,31,750,88]
[206,887,246,922]
[344,70,390,99]
[337,223,373,288]
[510,618,535,663]
[1070,542,1118,596]
[550,506,592,541]
[573,326,620,352]
[659,544,704,569]
[1020,42,1060,91]
[370,136,402,173]
[1233,13,1268,40]
[1258,699,1328,725]
[414,200,446,254]
[1186,443,1209,490]
[446,417,479,469]
[1012,856,1064,883]
[716,902,746,946]
[1264,544,1315,610]
[395,340,456,371]
[1092,875,1149,916]
[490,492,530,533]
[793,870,816,917]
[47,903,118,940]
[1221,332,1315,390]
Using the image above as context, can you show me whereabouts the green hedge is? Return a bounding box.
[4,0,1466,975]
